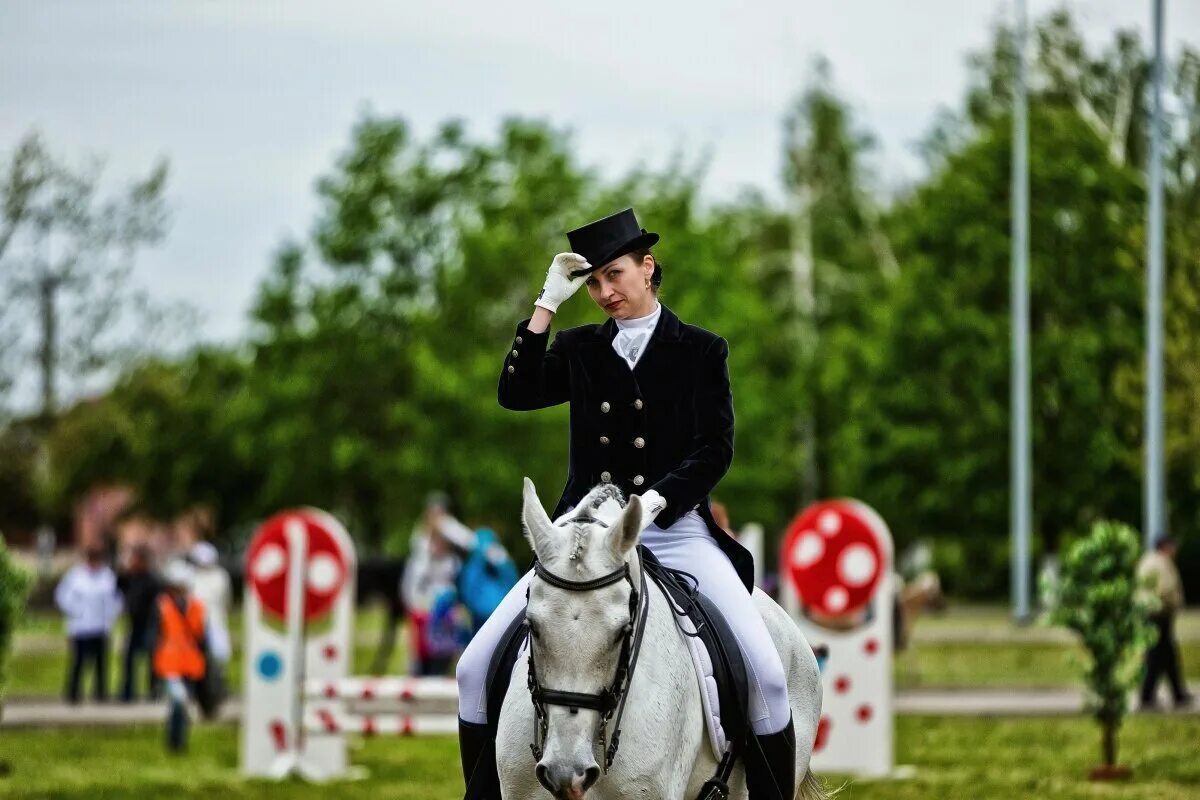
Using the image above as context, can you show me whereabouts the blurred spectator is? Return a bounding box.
[189,541,231,716]
[117,544,161,702]
[54,545,123,704]
[401,494,473,676]
[151,560,208,752]
[173,506,214,557]
[1138,536,1193,710]
[457,527,518,634]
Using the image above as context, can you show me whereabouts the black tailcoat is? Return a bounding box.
[498,303,754,592]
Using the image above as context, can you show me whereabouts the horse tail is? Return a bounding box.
[796,769,834,800]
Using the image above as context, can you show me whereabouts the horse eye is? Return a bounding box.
[527,620,540,639]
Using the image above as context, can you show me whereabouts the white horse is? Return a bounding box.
[497,479,825,800]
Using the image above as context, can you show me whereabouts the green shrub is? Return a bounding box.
[0,537,33,707]
[1046,520,1156,767]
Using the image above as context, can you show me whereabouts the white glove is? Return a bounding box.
[534,252,589,313]
[636,489,668,530]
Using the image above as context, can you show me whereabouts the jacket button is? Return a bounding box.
[507,365,515,374]
[600,471,612,483]
[600,436,610,445]
[601,402,610,413]
[516,336,523,345]
[511,349,519,358]
[632,475,644,486]
[633,437,645,449]
[633,399,644,410]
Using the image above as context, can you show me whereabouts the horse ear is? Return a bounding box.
[522,477,558,561]
[608,494,643,558]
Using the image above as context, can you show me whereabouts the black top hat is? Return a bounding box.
[565,208,659,278]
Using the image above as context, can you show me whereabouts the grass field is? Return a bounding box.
[8,606,405,698]
[0,716,1198,799]
[894,640,1200,689]
[10,609,1198,699]
[6,642,390,699]
[15,640,1197,698]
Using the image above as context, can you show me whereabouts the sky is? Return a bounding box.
[2,0,1198,361]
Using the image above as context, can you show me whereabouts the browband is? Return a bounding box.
[534,560,629,592]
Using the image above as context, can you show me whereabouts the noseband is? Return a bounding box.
[526,556,650,774]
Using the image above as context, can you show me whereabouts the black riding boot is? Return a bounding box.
[744,717,796,800]
[459,718,500,799]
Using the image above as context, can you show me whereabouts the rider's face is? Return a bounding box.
[585,254,655,319]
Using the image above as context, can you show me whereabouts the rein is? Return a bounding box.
[525,554,651,775]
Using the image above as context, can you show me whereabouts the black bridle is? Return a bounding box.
[525,554,650,774]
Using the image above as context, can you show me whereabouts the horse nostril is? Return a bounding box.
[535,763,554,794]
[536,762,598,798]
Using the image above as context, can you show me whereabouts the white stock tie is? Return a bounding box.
[616,330,648,367]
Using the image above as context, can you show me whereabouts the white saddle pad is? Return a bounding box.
[671,597,729,759]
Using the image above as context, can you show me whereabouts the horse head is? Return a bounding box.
[520,477,657,799]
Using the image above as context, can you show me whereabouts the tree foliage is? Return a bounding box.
[0,537,32,711]
[1046,521,1156,766]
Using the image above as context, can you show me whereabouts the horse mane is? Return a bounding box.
[561,483,628,561]
[586,483,626,511]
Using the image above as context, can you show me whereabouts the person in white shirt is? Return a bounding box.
[189,541,231,716]
[55,546,123,703]
[188,542,231,662]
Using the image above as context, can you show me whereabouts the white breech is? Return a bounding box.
[455,512,791,735]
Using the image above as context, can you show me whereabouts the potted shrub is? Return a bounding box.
[1046,520,1156,780]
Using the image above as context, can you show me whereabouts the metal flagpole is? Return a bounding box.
[1144,0,1167,549]
[1010,0,1032,623]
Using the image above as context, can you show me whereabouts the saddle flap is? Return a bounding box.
[642,548,750,754]
[485,612,530,729]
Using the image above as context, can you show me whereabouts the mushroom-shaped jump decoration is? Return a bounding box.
[781,498,895,777]
[783,500,887,628]
[247,509,349,627]
[242,507,356,780]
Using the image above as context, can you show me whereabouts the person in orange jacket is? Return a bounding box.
[151,560,208,752]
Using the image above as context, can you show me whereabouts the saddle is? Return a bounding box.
[640,548,749,757]
[484,546,750,780]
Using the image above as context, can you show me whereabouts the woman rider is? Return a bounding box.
[456,208,794,800]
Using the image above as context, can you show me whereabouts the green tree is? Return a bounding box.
[958,11,1200,542]
[781,59,897,511]
[842,107,1144,595]
[1047,521,1156,771]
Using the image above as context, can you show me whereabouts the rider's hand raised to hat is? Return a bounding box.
[534,252,589,314]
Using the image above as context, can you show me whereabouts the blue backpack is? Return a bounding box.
[457,528,518,627]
